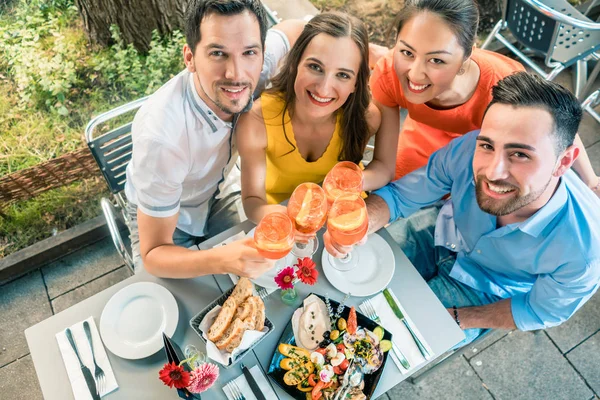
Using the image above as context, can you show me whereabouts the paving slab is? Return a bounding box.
[580,112,600,150]
[463,329,509,361]
[0,271,52,367]
[387,354,492,400]
[0,355,43,400]
[42,237,124,299]
[546,291,600,354]
[263,0,318,21]
[586,141,600,174]
[51,266,133,314]
[567,330,600,396]
[470,330,593,400]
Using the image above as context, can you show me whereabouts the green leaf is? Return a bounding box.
[57,105,68,116]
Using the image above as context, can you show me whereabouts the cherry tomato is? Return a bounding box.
[339,358,349,371]
[316,347,328,356]
[333,366,343,375]
[336,343,346,354]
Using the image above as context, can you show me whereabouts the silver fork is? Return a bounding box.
[255,285,269,300]
[225,381,246,400]
[83,321,105,396]
[362,299,411,371]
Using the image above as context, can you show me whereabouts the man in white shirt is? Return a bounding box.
[125,0,304,278]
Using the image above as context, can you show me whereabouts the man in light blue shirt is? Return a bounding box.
[325,72,600,345]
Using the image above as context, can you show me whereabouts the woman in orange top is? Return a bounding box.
[370,0,599,194]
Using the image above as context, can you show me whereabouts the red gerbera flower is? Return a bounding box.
[274,266,295,290]
[159,362,191,389]
[295,257,318,285]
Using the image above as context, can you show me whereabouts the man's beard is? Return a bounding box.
[197,73,253,116]
[475,175,551,216]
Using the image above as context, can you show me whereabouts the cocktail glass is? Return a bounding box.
[323,161,363,206]
[287,182,328,257]
[253,212,295,260]
[326,194,368,271]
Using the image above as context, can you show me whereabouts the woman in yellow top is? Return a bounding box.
[237,12,397,223]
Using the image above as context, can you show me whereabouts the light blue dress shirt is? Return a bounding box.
[374,131,600,331]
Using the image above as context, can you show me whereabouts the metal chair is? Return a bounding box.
[582,89,600,123]
[481,0,600,100]
[85,97,148,272]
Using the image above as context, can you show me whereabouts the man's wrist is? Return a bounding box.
[453,305,461,329]
[590,176,600,191]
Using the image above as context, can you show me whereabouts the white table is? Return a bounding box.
[25,223,464,399]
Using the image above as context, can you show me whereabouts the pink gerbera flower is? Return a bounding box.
[187,363,219,393]
[274,266,295,290]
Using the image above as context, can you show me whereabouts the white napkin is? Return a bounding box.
[359,290,432,374]
[199,305,268,366]
[56,317,118,399]
[222,365,278,400]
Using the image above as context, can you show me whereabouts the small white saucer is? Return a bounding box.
[321,233,395,297]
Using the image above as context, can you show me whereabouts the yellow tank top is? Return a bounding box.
[261,93,343,204]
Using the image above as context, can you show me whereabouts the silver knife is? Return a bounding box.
[65,328,101,400]
[241,363,268,400]
[383,288,431,359]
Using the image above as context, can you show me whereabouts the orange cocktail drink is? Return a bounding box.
[327,194,368,247]
[287,183,328,257]
[287,183,328,236]
[323,161,363,205]
[253,212,295,259]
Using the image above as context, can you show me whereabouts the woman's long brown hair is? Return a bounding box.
[267,12,371,164]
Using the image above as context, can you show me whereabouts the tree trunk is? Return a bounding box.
[74,0,187,52]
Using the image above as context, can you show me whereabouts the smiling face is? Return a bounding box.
[183,11,264,121]
[293,33,361,119]
[393,12,467,104]
[472,104,572,219]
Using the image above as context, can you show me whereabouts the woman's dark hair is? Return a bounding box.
[185,0,268,53]
[486,72,582,154]
[393,0,479,58]
[267,12,371,164]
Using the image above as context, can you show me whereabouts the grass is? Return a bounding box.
[0,177,108,258]
[0,0,184,258]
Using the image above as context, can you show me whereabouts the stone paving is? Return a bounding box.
[1,2,599,398]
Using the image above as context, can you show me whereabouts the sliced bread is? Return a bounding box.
[207,296,236,342]
[215,317,245,350]
[230,277,253,306]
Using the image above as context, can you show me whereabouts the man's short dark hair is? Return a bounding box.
[185,0,268,53]
[485,72,582,154]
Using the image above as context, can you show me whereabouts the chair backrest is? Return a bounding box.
[503,0,600,67]
[85,97,148,194]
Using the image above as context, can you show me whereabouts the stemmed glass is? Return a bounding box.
[253,212,295,259]
[323,161,363,206]
[326,194,369,271]
[287,182,328,257]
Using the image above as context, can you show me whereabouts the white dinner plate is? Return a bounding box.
[100,282,179,360]
[246,227,296,289]
[322,233,395,297]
